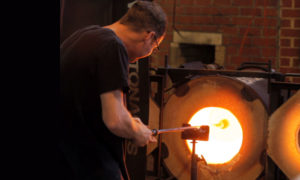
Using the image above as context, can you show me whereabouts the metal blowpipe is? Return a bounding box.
[152,126,203,136]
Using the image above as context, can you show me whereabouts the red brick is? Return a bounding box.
[247,58,273,68]
[227,46,238,55]
[173,24,183,30]
[253,38,277,47]
[195,0,212,6]
[213,16,231,25]
[293,58,300,67]
[295,0,300,8]
[232,0,253,6]
[294,39,300,47]
[223,37,231,45]
[295,20,300,28]
[282,10,300,18]
[239,27,261,36]
[281,48,300,56]
[184,7,217,15]
[159,3,169,9]
[181,25,218,32]
[280,58,291,66]
[281,19,291,28]
[281,39,291,47]
[158,0,174,4]
[291,69,300,74]
[218,7,239,15]
[213,0,231,6]
[279,67,287,73]
[253,58,276,66]
[292,78,300,83]
[203,7,221,15]
[270,59,277,67]
[229,37,252,45]
[240,8,262,16]
[180,0,195,5]
[177,16,193,24]
[161,5,173,14]
[261,48,277,57]
[279,67,300,73]
[254,18,277,27]
[163,33,173,41]
[255,0,278,7]
[225,65,237,70]
[199,25,219,32]
[281,0,292,7]
[177,15,213,24]
[221,27,239,35]
[264,8,278,17]
[263,28,277,36]
[178,25,194,31]
[230,56,252,65]
[157,45,169,53]
[182,7,202,15]
[281,29,300,37]
[195,16,213,24]
[160,39,171,47]
[184,7,232,16]
[166,24,173,33]
[232,17,252,26]
[175,7,185,14]
[240,47,261,56]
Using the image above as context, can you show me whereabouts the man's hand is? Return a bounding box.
[100,90,156,147]
[132,117,157,147]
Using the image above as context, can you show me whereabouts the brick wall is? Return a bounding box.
[152,0,300,81]
[279,0,300,82]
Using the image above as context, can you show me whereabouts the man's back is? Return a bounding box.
[59,25,130,180]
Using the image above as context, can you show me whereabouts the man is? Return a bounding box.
[59,1,167,180]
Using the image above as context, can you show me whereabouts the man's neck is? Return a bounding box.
[104,22,143,62]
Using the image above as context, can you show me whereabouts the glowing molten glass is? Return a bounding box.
[186,107,243,164]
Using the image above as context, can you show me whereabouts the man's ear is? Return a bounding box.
[145,31,155,41]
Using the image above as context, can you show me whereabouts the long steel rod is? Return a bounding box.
[152,126,201,136]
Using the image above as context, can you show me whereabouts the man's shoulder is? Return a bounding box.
[84,26,121,45]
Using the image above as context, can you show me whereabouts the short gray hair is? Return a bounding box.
[119,1,167,38]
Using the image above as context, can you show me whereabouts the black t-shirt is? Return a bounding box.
[60,25,129,180]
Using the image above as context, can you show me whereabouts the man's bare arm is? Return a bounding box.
[100,89,156,146]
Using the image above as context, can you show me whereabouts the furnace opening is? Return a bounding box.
[179,43,215,64]
[186,107,243,164]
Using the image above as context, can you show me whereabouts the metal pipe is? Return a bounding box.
[156,68,284,80]
[152,126,202,136]
[157,55,169,178]
[191,140,198,180]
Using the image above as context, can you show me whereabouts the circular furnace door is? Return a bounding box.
[162,75,268,180]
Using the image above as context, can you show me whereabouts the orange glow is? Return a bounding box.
[297,127,300,153]
[186,107,243,164]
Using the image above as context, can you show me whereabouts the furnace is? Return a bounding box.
[146,63,300,180]
[161,75,268,180]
